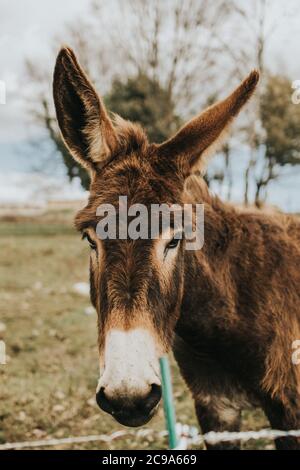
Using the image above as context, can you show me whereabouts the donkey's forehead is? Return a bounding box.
[94,154,158,201]
[75,153,181,231]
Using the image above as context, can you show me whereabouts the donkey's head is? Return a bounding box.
[53,47,258,427]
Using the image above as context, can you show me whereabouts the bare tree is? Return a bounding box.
[226,0,294,206]
[25,0,239,188]
[254,74,300,205]
[88,0,237,113]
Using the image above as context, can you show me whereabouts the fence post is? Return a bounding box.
[159,356,178,449]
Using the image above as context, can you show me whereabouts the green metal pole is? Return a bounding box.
[159,356,178,449]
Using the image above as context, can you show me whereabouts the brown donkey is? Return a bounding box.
[53,48,300,450]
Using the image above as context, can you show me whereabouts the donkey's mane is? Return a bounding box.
[112,114,149,155]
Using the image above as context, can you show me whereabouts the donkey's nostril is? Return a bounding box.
[96,387,115,414]
[143,383,162,411]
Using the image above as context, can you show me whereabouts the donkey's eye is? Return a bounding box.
[165,237,180,253]
[82,233,97,250]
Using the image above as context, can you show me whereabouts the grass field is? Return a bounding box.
[0,209,272,450]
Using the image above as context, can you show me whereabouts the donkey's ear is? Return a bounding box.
[53,47,118,173]
[157,71,259,175]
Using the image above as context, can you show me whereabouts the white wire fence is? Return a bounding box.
[1,424,300,450]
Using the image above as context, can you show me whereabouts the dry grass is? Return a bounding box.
[0,210,271,449]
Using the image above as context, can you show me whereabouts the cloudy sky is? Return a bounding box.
[0,0,90,141]
[0,0,300,211]
[1,0,300,142]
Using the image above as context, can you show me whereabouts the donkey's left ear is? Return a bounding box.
[53,47,118,174]
[157,71,259,175]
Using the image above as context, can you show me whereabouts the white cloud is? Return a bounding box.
[0,0,89,141]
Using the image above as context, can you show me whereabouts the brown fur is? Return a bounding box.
[53,48,300,449]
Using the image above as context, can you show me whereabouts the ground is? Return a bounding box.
[0,208,272,450]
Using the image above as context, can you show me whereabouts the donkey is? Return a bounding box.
[53,47,300,450]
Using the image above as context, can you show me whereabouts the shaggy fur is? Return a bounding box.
[53,47,300,449]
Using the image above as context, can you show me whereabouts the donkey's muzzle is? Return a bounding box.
[96,384,162,427]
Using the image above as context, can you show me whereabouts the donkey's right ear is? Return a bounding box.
[53,47,118,173]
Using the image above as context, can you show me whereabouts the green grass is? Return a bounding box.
[0,211,271,450]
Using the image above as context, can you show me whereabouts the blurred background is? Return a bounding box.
[0,0,300,450]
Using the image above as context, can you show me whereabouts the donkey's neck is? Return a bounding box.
[178,189,260,353]
[179,184,299,353]
[184,176,238,260]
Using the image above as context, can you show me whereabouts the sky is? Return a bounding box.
[1,0,300,141]
[0,0,300,210]
[0,0,89,141]
[1,0,300,142]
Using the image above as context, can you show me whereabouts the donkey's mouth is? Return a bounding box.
[112,405,158,427]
